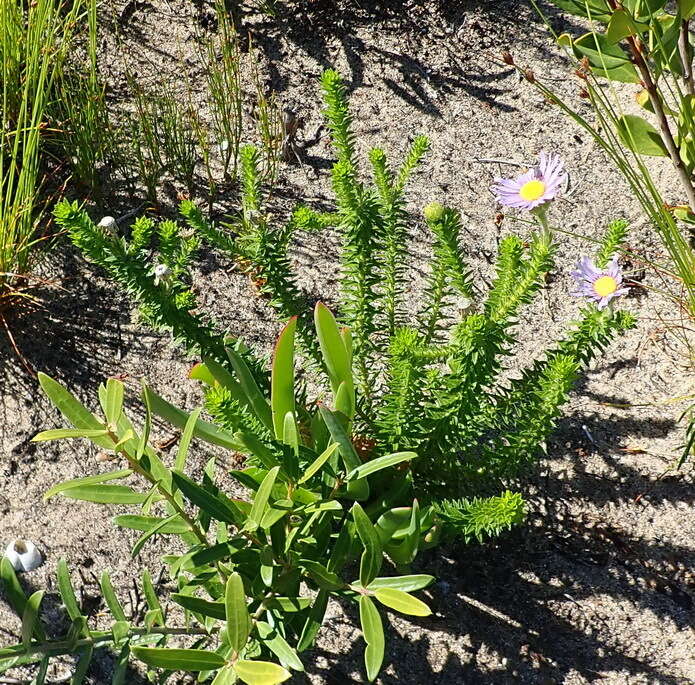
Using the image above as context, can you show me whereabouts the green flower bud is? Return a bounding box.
[423,202,445,222]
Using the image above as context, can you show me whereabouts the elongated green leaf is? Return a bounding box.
[189,362,217,386]
[359,595,384,682]
[56,560,81,621]
[299,560,344,591]
[245,466,280,532]
[314,302,350,387]
[297,590,328,652]
[60,484,147,505]
[104,378,125,426]
[271,317,297,441]
[211,664,238,685]
[233,660,291,685]
[71,645,93,685]
[265,596,312,612]
[172,593,226,620]
[33,428,110,442]
[144,386,243,450]
[172,470,243,525]
[282,412,299,454]
[298,443,339,484]
[226,346,274,432]
[0,558,45,640]
[225,572,250,654]
[44,469,132,501]
[113,514,190,534]
[347,451,417,481]
[373,588,431,616]
[38,373,113,449]
[352,503,383,587]
[319,406,368,500]
[100,572,127,622]
[131,647,226,671]
[256,621,304,671]
[21,591,44,648]
[366,575,434,592]
[112,643,130,685]
[617,114,669,156]
[132,513,182,557]
[175,407,201,472]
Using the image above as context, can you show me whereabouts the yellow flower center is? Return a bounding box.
[519,179,546,202]
[593,275,618,297]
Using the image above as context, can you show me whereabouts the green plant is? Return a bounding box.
[0,0,94,321]
[528,0,695,319]
[38,69,636,679]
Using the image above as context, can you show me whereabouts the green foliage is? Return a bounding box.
[39,69,637,682]
[535,0,695,318]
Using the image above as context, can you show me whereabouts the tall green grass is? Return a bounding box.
[0,0,97,319]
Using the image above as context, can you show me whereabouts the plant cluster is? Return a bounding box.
[0,71,635,682]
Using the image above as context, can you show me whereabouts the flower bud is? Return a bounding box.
[423,202,445,222]
[98,216,118,239]
[4,539,42,572]
[501,51,514,66]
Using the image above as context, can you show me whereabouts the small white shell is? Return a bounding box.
[4,539,43,572]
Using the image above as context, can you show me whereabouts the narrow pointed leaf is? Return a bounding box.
[347,451,417,481]
[32,428,110,442]
[352,503,383,587]
[175,407,201,472]
[366,575,434,592]
[271,317,297,441]
[244,466,280,531]
[172,470,243,525]
[100,572,127,622]
[44,469,132,501]
[225,572,250,654]
[131,647,226,671]
[226,346,273,432]
[172,594,226,620]
[298,442,339,484]
[21,591,44,648]
[104,378,125,426]
[56,559,81,621]
[60,484,147,505]
[256,621,304,671]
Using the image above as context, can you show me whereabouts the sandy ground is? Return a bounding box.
[1,1,694,683]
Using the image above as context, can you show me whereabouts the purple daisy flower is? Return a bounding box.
[571,255,629,309]
[491,152,567,211]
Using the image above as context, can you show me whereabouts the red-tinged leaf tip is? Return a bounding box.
[188,362,203,378]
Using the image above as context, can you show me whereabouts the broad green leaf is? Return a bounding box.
[21,591,44,648]
[226,346,274,433]
[384,499,420,565]
[104,378,125,427]
[211,664,238,685]
[298,443,339,484]
[144,386,243,450]
[333,380,354,419]
[172,470,243,525]
[346,451,417,481]
[44,469,132,501]
[172,594,226,620]
[32,428,110,442]
[233,660,291,685]
[0,558,45,640]
[679,0,695,19]
[113,514,190,534]
[244,466,280,532]
[175,407,201,472]
[314,303,350,387]
[359,596,384,682]
[60,484,147,505]
[352,503,383,587]
[375,507,412,543]
[256,621,304,671]
[56,559,81,621]
[605,8,649,43]
[188,362,217,386]
[38,373,113,449]
[225,572,251,654]
[271,317,297,441]
[100,572,127,622]
[366,575,434,592]
[131,647,226,671]
[297,590,328,651]
[572,31,640,82]
[373,588,432,616]
[617,114,669,156]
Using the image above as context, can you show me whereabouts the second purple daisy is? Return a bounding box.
[571,256,629,309]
